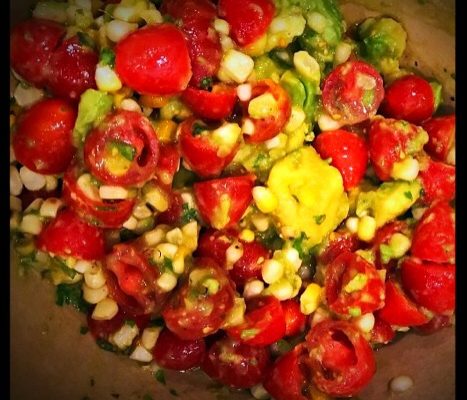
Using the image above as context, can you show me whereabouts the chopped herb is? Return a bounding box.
[119,228,139,243]
[77,31,96,50]
[80,326,89,335]
[344,273,368,293]
[169,389,179,396]
[181,203,199,224]
[240,328,260,340]
[272,339,292,355]
[404,191,413,200]
[292,232,307,259]
[111,140,136,161]
[149,317,165,327]
[162,257,174,273]
[314,214,326,225]
[200,76,213,90]
[51,257,77,279]
[96,339,117,353]
[256,226,285,251]
[379,244,393,264]
[192,122,206,136]
[125,319,136,327]
[154,369,166,385]
[253,153,269,171]
[19,253,37,269]
[56,283,91,313]
[100,47,115,68]
[362,89,375,108]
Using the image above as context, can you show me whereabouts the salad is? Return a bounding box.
[9,0,455,399]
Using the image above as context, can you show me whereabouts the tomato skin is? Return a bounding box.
[325,252,385,317]
[263,346,308,400]
[380,74,435,124]
[10,18,65,87]
[179,118,240,178]
[202,336,271,389]
[322,60,384,126]
[400,257,455,315]
[414,314,454,335]
[418,157,455,205]
[84,110,160,186]
[303,320,376,398]
[46,36,98,101]
[370,315,395,345]
[411,201,455,264]
[115,24,192,95]
[193,174,255,229]
[282,299,307,337]
[152,328,206,371]
[197,228,270,288]
[227,296,286,347]
[62,161,135,229]
[13,98,76,174]
[162,257,236,340]
[181,85,237,120]
[376,280,429,326]
[318,230,360,266]
[36,208,105,261]
[368,117,427,181]
[422,114,455,163]
[155,191,184,225]
[314,129,369,190]
[243,80,292,143]
[218,0,275,46]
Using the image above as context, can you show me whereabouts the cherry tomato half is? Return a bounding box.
[115,24,192,95]
[282,299,307,337]
[13,98,76,174]
[314,129,368,190]
[322,60,384,126]
[422,114,455,164]
[317,230,360,266]
[303,319,376,398]
[84,110,160,186]
[418,157,455,205]
[202,336,271,389]
[36,208,105,261]
[370,314,395,345]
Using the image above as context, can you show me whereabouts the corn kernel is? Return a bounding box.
[252,186,278,213]
[141,326,162,351]
[10,166,23,196]
[237,83,252,101]
[74,260,93,274]
[285,106,306,133]
[220,49,254,83]
[129,345,153,363]
[317,112,343,131]
[239,229,255,243]
[307,11,328,33]
[262,259,284,284]
[251,214,269,232]
[293,50,320,82]
[300,283,322,315]
[226,242,244,266]
[250,383,270,400]
[357,215,377,242]
[95,64,122,92]
[14,84,44,108]
[122,216,138,230]
[243,280,264,299]
[144,187,169,211]
[39,198,64,218]
[106,20,138,43]
[213,18,230,35]
[143,226,169,246]
[10,195,22,212]
[99,185,129,200]
[389,233,411,258]
[354,312,375,333]
[157,272,178,293]
[83,283,109,304]
[19,166,46,191]
[345,217,359,233]
[269,279,294,300]
[391,157,420,181]
[91,297,118,320]
[334,42,353,65]
[84,267,106,289]
[110,322,139,349]
[119,98,142,112]
[19,214,43,235]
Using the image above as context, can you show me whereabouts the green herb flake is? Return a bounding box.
[292,232,307,258]
[162,257,174,273]
[77,31,96,50]
[404,191,413,200]
[149,317,165,327]
[56,283,90,313]
[96,339,117,353]
[181,203,199,224]
[314,214,326,225]
[200,76,213,90]
[344,273,368,293]
[80,326,89,335]
[110,140,136,161]
[125,319,136,327]
[379,244,393,264]
[192,122,206,136]
[240,328,260,340]
[99,47,116,68]
[154,369,166,385]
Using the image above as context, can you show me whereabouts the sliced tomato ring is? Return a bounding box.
[83,110,160,186]
[62,161,135,229]
[303,320,376,398]
[322,60,384,126]
[242,79,292,143]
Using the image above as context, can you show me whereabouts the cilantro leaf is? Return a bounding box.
[99,47,116,68]
[56,282,91,313]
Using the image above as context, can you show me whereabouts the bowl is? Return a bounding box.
[10,1,455,399]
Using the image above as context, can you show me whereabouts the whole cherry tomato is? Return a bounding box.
[422,114,455,164]
[218,0,275,46]
[322,60,384,126]
[36,208,105,261]
[13,98,76,174]
[314,129,368,190]
[115,24,192,95]
[418,157,455,205]
[380,74,435,124]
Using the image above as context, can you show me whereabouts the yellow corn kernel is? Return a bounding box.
[239,229,255,243]
[293,50,320,83]
[261,259,284,284]
[389,232,411,258]
[95,64,122,92]
[129,345,153,363]
[91,297,118,320]
[357,215,377,242]
[113,86,134,107]
[252,186,278,213]
[268,279,294,301]
[84,267,106,289]
[152,119,178,144]
[157,272,178,292]
[141,326,162,351]
[391,157,420,181]
[353,313,375,333]
[300,283,322,315]
[139,94,171,108]
[243,280,264,299]
[83,283,109,304]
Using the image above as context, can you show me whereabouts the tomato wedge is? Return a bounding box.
[115,24,192,95]
[317,230,360,266]
[422,114,455,164]
[282,299,307,337]
[84,110,160,186]
[303,320,376,398]
[36,208,105,261]
[322,60,384,126]
[193,174,255,229]
[418,157,455,205]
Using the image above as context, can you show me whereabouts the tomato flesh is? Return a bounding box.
[181,85,237,120]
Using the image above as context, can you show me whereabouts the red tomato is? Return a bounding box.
[303,320,376,398]
[62,161,135,229]
[314,129,368,190]
[154,143,180,187]
[12,98,76,174]
[227,296,286,346]
[218,0,275,46]
[380,74,435,124]
[179,118,241,178]
[372,221,410,270]
[401,257,455,315]
[376,280,429,326]
[322,60,384,126]
[414,314,454,335]
[10,18,65,87]
[418,157,455,205]
[263,346,308,400]
[152,328,206,371]
[368,117,427,181]
[155,191,184,225]
[115,24,192,95]
[370,315,395,345]
[422,114,455,164]
[181,84,237,120]
[325,252,385,317]
[46,35,98,101]
[105,243,170,315]
[197,228,270,287]
[243,80,292,143]
[317,230,360,266]
[36,208,105,261]
[410,201,455,264]
[162,257,236,340]
[282,299,307,337]
[202,336,271,389]
[84,110,160,186]
[161,0,221,87]
[193,174,255,229]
